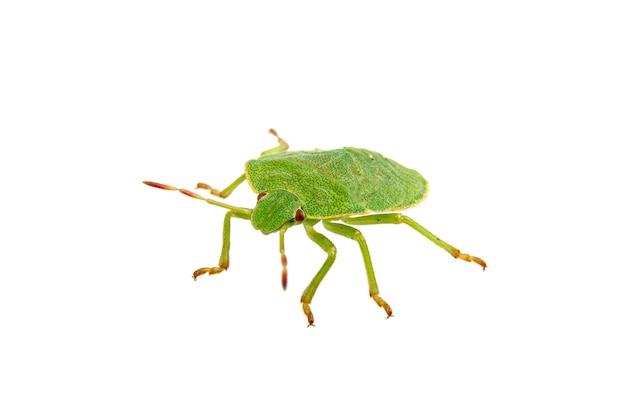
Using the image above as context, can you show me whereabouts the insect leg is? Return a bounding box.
[342,214,487,270]
[323,220,393,319]
[192,210,252,280]
[196,174,247,198]
[261,128,289,156]
[301,221,337,327]
[195,128,288,196]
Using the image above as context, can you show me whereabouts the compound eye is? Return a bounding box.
[294,208,305,222]
[257,192,267,201]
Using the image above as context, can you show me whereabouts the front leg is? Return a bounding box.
[192,210,251,280]
[301,220,337,327]
[196,129,289,198]
[196,174,247,198]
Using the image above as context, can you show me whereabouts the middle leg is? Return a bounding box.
[322,220,393,319]
[301,221,337,326]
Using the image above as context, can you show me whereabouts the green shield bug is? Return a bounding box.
[144,129,487,326]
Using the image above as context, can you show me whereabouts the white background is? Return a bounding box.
[1,1,624,416]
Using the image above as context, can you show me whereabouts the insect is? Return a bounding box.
[144,129,486,326]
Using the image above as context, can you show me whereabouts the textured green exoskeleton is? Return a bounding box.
[144,129,486,326]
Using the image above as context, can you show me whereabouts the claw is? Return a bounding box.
[192,266,226,280]
[453,250,487,271]
[302,303,315,327]
[372,294,393,318]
